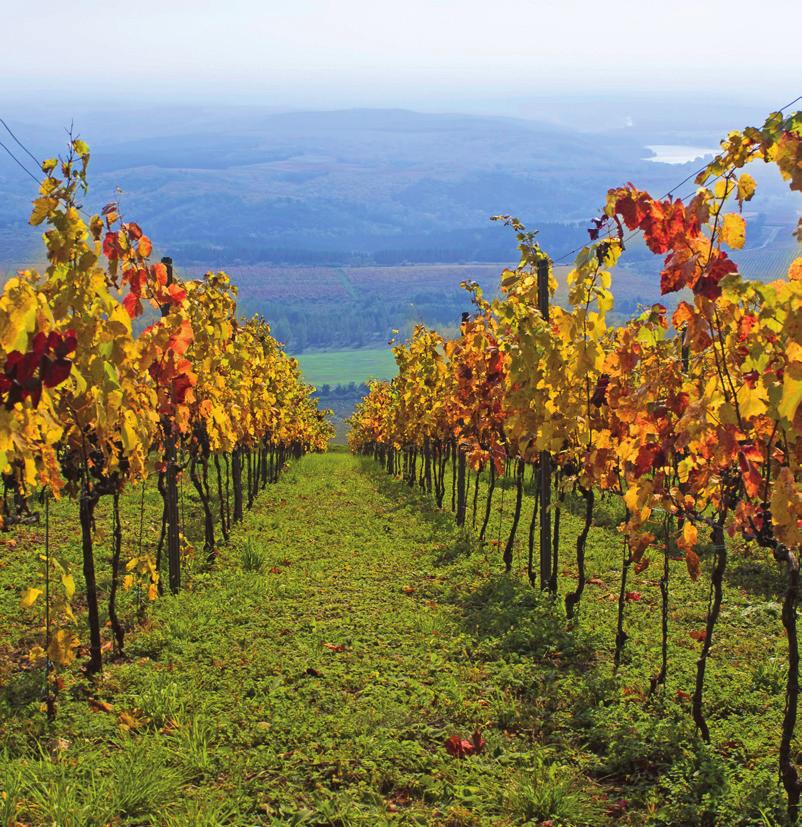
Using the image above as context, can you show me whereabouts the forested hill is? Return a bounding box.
[3,106,798,353]
[0,105,764,269]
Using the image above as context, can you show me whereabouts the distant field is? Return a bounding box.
[296,347,397,387]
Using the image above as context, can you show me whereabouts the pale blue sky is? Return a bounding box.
[1,0,800,111]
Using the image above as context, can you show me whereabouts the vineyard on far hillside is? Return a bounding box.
[350,108,802,820]
[0,139,332,702]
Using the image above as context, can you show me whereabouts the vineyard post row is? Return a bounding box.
[348,108,802,819]
[536,255,552,590]
[0,139,334,704]
[160,256,181,596]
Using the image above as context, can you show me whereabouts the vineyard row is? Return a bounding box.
[349,108,802,819]
[0,138,333,706]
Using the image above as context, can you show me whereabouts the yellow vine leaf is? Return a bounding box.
[779,362,802,422]
[737,172,756,203]
[771,467,802,548]
[720,213,746,249]
[30,196,58,226]
[20,587,42,608]
[48,629,78,667]
[61,573,75,600]
[736,381,768,419]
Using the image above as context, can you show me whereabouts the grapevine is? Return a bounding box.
[350,107,802,819]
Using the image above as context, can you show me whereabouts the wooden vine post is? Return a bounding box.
[537,256,553,591]
[161,256,181,594]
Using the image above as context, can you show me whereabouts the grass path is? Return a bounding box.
[0,451,792,825]
[1,453,600,825]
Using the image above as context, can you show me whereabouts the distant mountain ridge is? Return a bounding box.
[2,105,798,352]
[0,107,708,267]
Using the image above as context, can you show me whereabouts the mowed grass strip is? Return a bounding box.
[0,452,792,825]
[0,454,598,825]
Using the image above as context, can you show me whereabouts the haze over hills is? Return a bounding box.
[3,107,644,264]
[1,102,799,355]
[1,104,789,263]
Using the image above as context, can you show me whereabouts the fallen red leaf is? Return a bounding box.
[445,730,485,758]
[689,629,707,643]
[470,730,486,754]
[625,591,642,602]
[622,686,646,702]
[444,735,466,757]
[323,642,347,652]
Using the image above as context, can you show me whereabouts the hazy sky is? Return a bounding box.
[1,0,800,112]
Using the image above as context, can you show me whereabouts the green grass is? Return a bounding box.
[0,453,794,824]
[296,348,397,387]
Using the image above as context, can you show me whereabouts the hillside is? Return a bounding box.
[0,108,645,266]
[2,106,799,354]
[6,105,785,271]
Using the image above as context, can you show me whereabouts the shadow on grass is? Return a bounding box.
[433,533,476,565]
[356,457,460,534]
[355,457,598,664]
[1,667,44,711]
[725,553,786,601]
[457,572,599,665]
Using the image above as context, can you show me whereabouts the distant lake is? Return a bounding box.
[645,144,719,164]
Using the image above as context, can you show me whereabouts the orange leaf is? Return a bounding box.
[122,292,142,319]
[738,450,763,498]
[685,549,701,581]
[118,710,142,730]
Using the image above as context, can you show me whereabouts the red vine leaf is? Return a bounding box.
[445,730,485,758]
